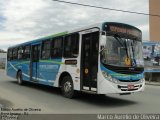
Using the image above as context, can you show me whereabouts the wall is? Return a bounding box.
[0,53,7,69]
[149,0,160,41]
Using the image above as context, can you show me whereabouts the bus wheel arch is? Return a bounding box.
[16,69,21,79]
[17,70,23,85]
[59,72,75,98]
[59,72,72,87]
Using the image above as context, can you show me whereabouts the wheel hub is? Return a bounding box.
[64,81,72,93]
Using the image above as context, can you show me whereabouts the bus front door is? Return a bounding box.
[81,31,99,92]
[30,44,40,82]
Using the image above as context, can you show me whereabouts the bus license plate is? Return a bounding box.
[128,84,134,90]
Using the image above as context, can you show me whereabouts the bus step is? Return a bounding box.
[81,90,97,94]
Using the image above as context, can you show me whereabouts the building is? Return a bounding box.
[149,0,160,42]
[0,49,7,69]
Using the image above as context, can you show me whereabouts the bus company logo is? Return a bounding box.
[39,65,59,70]
[129,78,133,82]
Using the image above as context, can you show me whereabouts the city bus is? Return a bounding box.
[6,22,145,98]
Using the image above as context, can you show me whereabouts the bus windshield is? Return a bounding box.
[101,35,144,67]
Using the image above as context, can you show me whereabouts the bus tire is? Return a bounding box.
[61,76,74,98]
[17,71,23,85]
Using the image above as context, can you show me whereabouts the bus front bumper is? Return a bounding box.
[98,77,145,94]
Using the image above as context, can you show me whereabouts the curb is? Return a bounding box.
[145,81,160,86]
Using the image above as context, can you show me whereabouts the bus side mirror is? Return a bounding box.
[100,35,107,52]
[100,35,106,47]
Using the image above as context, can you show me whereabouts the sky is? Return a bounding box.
[0,0,149,51]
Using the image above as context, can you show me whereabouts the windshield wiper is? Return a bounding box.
[131,42,136,66]
[131,42,135,57]
[114,35,129,58]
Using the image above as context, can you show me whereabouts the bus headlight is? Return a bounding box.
[102,71,118,83]
[140,78,145,83]
[102,71,108,78]
[112,78,118,83]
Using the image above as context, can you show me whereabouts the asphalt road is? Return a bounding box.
[0,69,160,114]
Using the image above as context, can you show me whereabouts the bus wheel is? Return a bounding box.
[17,71,23,85]
[61,76,74,98]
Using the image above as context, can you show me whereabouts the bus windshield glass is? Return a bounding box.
[101,35,144,67]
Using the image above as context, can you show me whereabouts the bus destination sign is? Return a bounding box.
[103,23,142,40]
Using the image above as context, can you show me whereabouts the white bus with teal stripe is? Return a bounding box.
[7,22,145,98]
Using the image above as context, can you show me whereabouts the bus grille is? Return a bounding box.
[118,79,140,82]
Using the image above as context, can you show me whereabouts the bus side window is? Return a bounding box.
[23,45,30,60]
[64,33,79,58]
[51,37,63,58]
[41,40,51,59]
[7,49,13,61]
[12,48,18,60]
[18,47,23,60]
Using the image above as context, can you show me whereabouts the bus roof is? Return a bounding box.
[8,31,68,49]
[8,22,141,49]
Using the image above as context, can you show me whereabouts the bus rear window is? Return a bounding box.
[7,49,13,61]
[12,48,18,60]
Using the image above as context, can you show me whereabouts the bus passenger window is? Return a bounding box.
[64,33,79,58]
[51,37,63,58]
[18,47,23,60]
[7,49,13,61]
[41,40,51,59]
[23,45,30,60]
[12,48,18,60]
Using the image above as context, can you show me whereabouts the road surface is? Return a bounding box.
[0,69,160,114]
